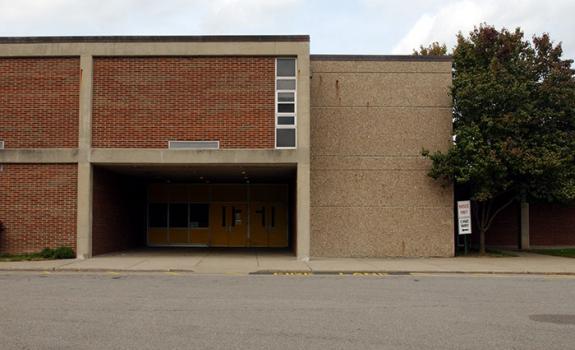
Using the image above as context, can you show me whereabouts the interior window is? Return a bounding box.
[169,203,188,228]
[189,203,209,228]
[149,203,168,228]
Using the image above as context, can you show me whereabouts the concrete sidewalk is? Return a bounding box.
[1,249,574,275]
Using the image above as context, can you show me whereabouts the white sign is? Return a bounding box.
[457,200,472,235]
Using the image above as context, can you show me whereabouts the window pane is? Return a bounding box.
[149,203,168,228]
[189,203,209,228]
[278,92,294,103]
[277,79,296,90]
[169,203,188,228]
[276,128,296,148]
[278,103,295,113]
[277,116,295,125]
[277,58,296,77]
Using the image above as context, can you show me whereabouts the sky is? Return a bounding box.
[0,0,574,59]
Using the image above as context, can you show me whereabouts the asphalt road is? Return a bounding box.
[0,272,574,350]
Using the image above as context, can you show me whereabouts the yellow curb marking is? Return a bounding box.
[166,272,180,276]
[351,272,387,276]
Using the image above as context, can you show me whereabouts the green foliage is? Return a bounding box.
[413,42,449,56]
[530,248,575,258]
[0,247,75,261]
[423,24,575,252]
[40,247,76,259]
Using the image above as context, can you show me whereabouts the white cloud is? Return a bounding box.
[392,0,575,59]
[201,0,302,33]
[0,0,302,35]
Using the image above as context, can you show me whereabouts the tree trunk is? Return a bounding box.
[473,197,515,256]
[479,227,486,255]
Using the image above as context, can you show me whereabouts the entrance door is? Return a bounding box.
[210,203,248,247]
[249,202,288,247]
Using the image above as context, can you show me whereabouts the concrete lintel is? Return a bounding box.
[90,148,302,165]
[0,149,79,163]
[0,41,310,58]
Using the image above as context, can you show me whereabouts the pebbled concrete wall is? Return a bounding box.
[309,58,454,257]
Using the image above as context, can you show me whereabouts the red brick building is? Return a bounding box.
[0,36,572,259]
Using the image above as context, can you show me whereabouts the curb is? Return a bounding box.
[1,268,574,276]
[250,270,575,276]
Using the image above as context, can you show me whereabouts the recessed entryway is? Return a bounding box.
[90,165,297,257]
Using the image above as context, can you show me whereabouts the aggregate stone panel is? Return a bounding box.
[311,169,452,208]
[311,107,451,156]
[310,72,451,108]
[310,206,453,257]
[311,155,432,171]
[311,59,452,74]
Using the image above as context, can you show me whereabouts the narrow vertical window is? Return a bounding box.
[275,58,296,148]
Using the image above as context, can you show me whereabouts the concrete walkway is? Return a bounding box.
[1,248,574,275]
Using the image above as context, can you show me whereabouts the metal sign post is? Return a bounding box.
[457,200,472,255]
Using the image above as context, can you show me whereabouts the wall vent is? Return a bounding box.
[0,140,4,149]
[168,141,220,150]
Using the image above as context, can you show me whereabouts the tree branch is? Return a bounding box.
[485,197,516,232]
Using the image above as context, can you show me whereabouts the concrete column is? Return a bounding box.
[76,55,93,258]
[520,201,530,250]
[296,162,311,261]
[295,43,311,261]
[76,162,93,258]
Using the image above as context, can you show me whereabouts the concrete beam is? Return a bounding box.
[0,149,79,163]
[90,149,301,165]
[0,41,309,58]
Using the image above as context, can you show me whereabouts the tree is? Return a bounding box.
[413,42,448,56]
[422,25,575,254]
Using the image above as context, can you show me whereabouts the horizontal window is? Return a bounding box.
[276,128,296,148]
[169,203,188,228]
[277,58,296,77]
[277,116,295,125]
[278,103,295,113]
[190,203,209,228]
[149,203,168,228]
[277,79,296,90]
[278,92,295,103]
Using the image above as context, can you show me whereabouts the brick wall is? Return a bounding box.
[0,58,80,148]
[530,203,575,246]
[92,57,275,149]
[0,164,77,254]
[92,167,146,255]
[481,203,520,247]
[474,202,575,248]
